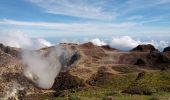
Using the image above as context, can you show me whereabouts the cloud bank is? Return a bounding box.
[0,30,52,49]
[0,30,168,51]
[84,36,169,51]
[110,36,169,51]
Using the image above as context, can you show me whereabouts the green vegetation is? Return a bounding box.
[87,70,137,90]
[124,70,170,95]
[53,91,170,100]
[52,70,170,100]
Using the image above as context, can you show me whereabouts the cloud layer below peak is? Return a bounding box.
[91,36,169,51]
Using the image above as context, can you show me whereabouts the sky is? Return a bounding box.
[0,0,170,50]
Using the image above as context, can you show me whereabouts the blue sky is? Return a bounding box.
[0,0,170,42]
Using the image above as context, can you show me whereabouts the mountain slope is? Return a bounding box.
[0,43,170,100]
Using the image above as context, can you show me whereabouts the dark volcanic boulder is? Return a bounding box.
[163,46,170,52]
[101,45,117,51]
[131,44,158,52]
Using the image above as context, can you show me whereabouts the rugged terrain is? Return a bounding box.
[0,42,170,100]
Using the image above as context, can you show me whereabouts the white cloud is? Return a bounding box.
[110,36,169,50]
[110,36,141,50]
[151,40,169,50]
[26,0,170,21]
[27,0,116,20]
[0,19,137,32]
[0,30,168,51]
[0,30,52,49]
[119,0,170,15]
[91,38,107,46]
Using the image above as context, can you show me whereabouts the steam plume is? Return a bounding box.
[22,46,75,89]
[0,29,76,89]
[0,30,52,49]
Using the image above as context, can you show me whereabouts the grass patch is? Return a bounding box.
[87,71,137,90]
[53,91,170,100]
[123,70,170,95]
[52,70,170,100]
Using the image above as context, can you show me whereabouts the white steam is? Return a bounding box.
[0,29,77,89]
[22,46,72,89]
[0,30,33,48]
[0,30,52,49]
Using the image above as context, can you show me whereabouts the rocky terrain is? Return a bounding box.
[0,42,170,100]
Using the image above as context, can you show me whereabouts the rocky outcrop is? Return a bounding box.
[133,51,170,68]
[80,42,95,48]
[101,45,118,51]
[0,43,21,58]
[163,46,170,52]
[131,44,158,52]
[52,71,85,91]
[146,51,170,68]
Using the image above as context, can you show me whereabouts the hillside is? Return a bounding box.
[0,42,170,100]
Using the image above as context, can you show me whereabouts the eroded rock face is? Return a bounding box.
[80,42,95,48]
[133,51,170,68]
[131,44,158,52]
[163,46,170,52]
[52,71,85,91]
[0,43,21,58]
[101,45,118,51]
[0,48,29,100]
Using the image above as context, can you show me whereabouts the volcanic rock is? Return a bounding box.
[131,44,158,52]
[163,46,170,52]
[0,43,21,58]
[80,42,95,48]
[52,71,85,91]
[101,45,118,51]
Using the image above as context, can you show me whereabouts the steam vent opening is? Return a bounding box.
[22,46,80,89]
